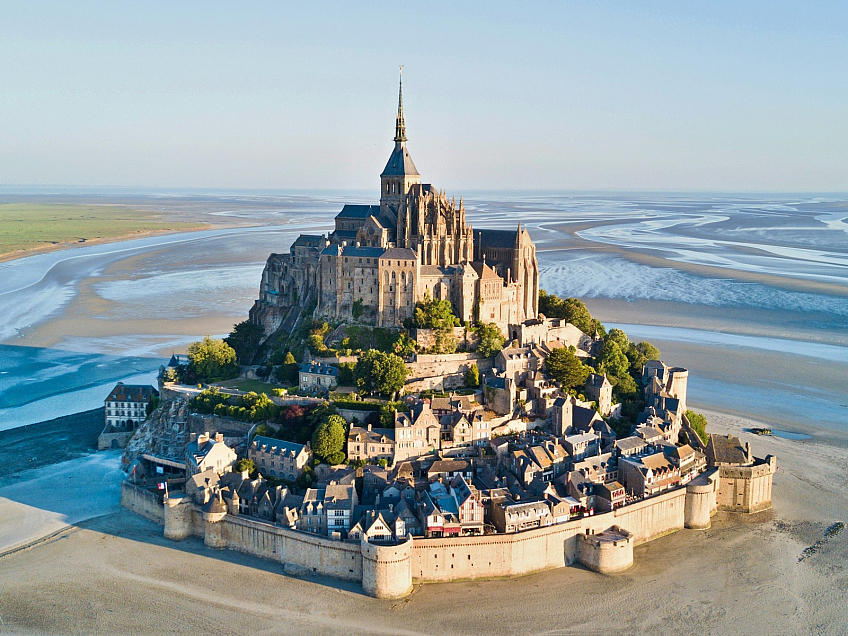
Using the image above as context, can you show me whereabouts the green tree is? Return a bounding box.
[597,340,630,379]
[279,351,300,384]
[225,321,265,365]
[474,322,505,358]
[352,298,364,320]
[311,414,347,464]
[413,292,460,330]
[686,410,709,444]
[187,336,238,381]
[354,349,408,398]
[538,290,596,334]
[545,347,591,390]
[234,458,256,475]
[465,363,480,388]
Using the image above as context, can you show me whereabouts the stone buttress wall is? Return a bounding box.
[121,482,164,524]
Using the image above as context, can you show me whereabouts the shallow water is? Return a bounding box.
[0,191,846,431]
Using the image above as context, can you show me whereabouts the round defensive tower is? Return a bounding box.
[685,469,718,529]
[202,495,229,549]
[577,526,634,574]
[164,494,194,541]
[668,367,689,411]
[360,535,413,599]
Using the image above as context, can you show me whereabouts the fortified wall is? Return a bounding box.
[121,470,721,599]
[404,352,493,392]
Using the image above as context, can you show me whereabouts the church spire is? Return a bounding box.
[394,65,407,143]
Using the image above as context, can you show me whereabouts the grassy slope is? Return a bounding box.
[0,203,207,256]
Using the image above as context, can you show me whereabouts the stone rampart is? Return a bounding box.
[361,536,413,599]
[716,456,776,513]
[121,482,164,524]
[405,353,493,392]
[577,526,634,574]
[128,481,715,598]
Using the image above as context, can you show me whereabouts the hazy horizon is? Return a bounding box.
[1,2,847,192]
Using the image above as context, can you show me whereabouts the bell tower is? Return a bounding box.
[381,66,420,232]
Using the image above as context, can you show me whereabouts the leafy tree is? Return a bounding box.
[187,336,238,381]
[686,410,709,444]
[311,414,347,464]
[465,363,480,388]
[225,321,265,365]
[336,361,356,386]
[413,292,460,330]
[635,341,660,361]
[597,340,630,379]
[392,332,417,357]
[190,387,232,414]
[354,349,408,398]
[433,328,457,354]
[352,298,364,320]
[474,322,505,358]
[279,351,300,384]
[545,347,591,390]
[308,333,327,353]
[538,290,597,335]
[234,458,256,475]
[162,367,178,383]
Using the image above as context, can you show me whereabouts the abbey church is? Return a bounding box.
[250,77,539,336]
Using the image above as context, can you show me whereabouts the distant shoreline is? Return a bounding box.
[0,224,215,266]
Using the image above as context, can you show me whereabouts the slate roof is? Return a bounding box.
[381,144,420,177]
[477,228,518,249]
[291,234,324,248]
[380,247,417,260]
[251,435,309,457]
[106,383,158,403]
[299,362,339,377]
[336,204,380,219]
[321,244,386,258]
[706,434,751,466]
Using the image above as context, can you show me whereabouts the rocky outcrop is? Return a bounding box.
[122,397,191,470]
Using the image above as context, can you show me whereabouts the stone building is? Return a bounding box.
[185,432,237,477]
[104,382,158,431]
[706,434,776,513]
[347,424,396,464]
[249,74,539,337]
[248,435,312,482]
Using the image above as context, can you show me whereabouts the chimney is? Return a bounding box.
[215,432,224,443]
[189,432,198,444]
[367,423,372,432]
[197,432,209,445]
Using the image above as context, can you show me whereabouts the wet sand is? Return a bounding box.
[0,412,846,635]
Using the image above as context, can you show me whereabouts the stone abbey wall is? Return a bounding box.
[405,353,493,392]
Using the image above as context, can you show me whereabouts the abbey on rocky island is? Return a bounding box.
[250,76,539,335]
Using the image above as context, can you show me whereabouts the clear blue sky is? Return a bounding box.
[1,1,846,192]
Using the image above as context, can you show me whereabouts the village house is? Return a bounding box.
[347,424,395,464]
[298,361,339,393]
[185,432,237,477]
[490,496,552,534]
[393,401,441,463]
[104,382,158,430]
[618,449,682,497]
[248,435,312,482]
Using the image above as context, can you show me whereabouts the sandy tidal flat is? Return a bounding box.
[0,413,846,636]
